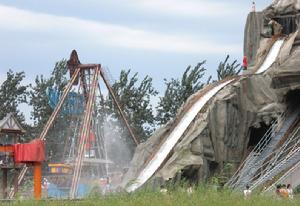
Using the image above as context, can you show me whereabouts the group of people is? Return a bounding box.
[243,184,294,200]
[275,184,294,199]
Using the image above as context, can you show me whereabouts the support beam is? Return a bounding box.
[78,64,99,68]
[0,145,13,153]
[13,169,19,196]
[33,163,42,200]
[100,69,140,145]
[2,169,7,199]
[70,66,100,199]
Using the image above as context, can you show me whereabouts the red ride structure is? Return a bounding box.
[6,50,139,199]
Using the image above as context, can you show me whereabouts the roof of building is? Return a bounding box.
[0,113,26,135]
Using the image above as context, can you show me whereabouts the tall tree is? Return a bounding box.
[217,55,241,80]
[156,61,210,125]
[29,60,68,128]
[29,75,53,128]
[0,70,28,123]
[0,70,29,142]
[105,69,158,142]
[29,60,69,161]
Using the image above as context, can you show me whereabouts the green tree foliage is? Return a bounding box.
[30,60,68,128]
[29,60,69,161]
[217,55,241,80]
[106,70,158,142]
[29,75,53,127]
[156,61,210,125]
[0,70,28,123]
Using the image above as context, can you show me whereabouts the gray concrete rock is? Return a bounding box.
[121,1,300,190]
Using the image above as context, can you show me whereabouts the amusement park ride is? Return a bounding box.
[0,50,139,199]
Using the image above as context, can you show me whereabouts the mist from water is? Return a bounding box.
[103,119,133,170]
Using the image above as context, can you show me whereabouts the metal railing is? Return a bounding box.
[226,111,287,188]
[250,145,300,190]
[248,128,300,190]
[264,157,300,193]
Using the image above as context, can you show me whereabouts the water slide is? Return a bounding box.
[126,38,285,193]
[255,39,284,74]
[126,79,234,192]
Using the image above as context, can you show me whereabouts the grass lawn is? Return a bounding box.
[1,187,299,206]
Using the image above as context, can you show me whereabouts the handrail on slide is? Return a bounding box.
[126,79,235,192]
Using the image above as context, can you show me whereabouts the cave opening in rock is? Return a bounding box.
[181,165,200,183]
[274,16,298,35]
[285,89,300,110]
[248,122,270,150]
[208,160,219,176]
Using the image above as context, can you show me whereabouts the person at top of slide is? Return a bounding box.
[252,2,256,12]
[242,56,248,70]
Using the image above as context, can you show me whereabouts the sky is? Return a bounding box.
[0,0,272,122]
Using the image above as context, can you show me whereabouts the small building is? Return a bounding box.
[0,113,26,199]
[0,113,26,143]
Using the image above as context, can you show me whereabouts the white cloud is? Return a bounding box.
[0,4,240,55]
[129,0,242,18]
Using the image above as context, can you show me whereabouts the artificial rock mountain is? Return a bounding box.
[122,0,300,189]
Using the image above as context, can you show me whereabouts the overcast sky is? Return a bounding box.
[0,0,272,90]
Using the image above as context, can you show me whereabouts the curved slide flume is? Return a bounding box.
[255,39,284,74]
[126,79,234,192]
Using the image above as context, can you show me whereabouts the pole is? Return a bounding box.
[2,169,7,199]
[13,169,19,196]
[100,69,140,145]
[70,66,100,199]
[33,163,42,200]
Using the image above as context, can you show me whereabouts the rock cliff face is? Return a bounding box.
[122,1,300,189]
[244,12,264,67]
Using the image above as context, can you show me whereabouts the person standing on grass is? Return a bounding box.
[104,176,111,195]
[279,184,289,199]
[243,185,252,199]
[160,185,168,194]
[287,184,293,200]
[187,186,193,195]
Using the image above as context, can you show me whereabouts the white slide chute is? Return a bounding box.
[126,79,234,192]
[255,39,284,74]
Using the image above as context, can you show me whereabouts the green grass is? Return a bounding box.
[1,187,299,206]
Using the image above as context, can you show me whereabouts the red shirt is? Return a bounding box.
[242,56,248,67]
